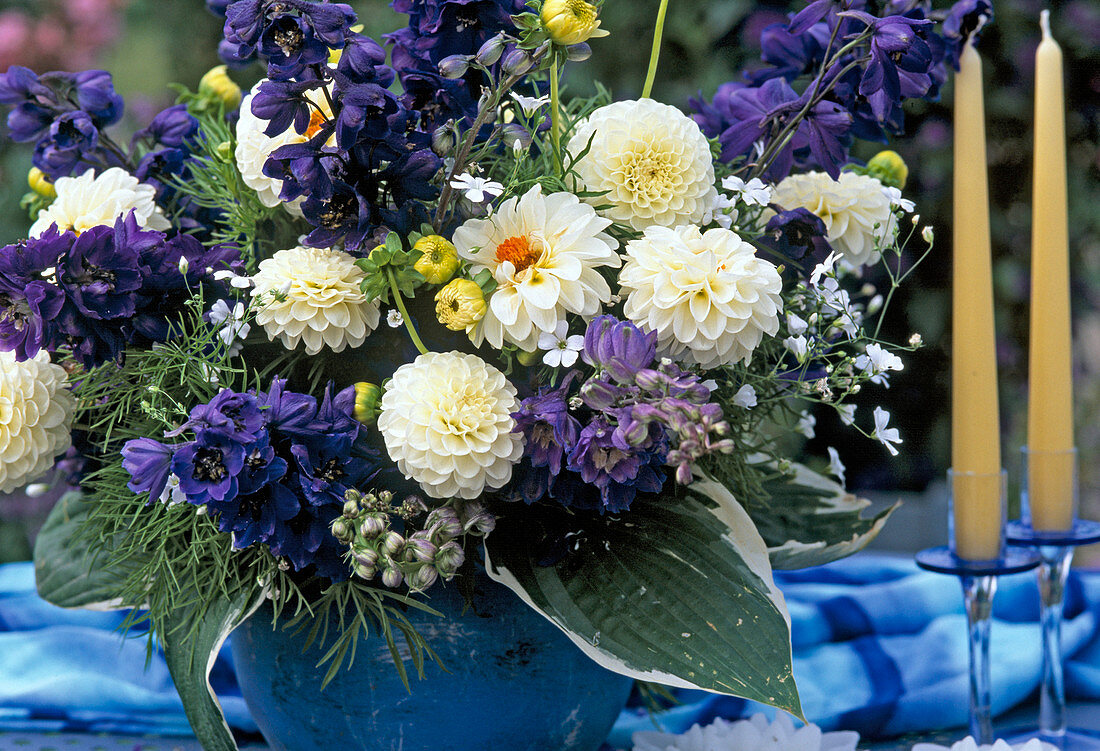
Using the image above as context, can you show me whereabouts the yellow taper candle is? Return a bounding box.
[1027,10,1075,531]
[952,40,1004,560]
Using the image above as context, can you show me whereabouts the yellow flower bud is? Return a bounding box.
[435,278,487,331]
[413,235,461,285]
[198,65,242,110]
[866,150,908,189]
[27,168,55,199]
[540,0,608,46]
[353,382,383,425]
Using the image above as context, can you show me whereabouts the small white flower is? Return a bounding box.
[909,333,923,347]
[511,91,550,117]
[837,403,857,425]
[922,225,935,244]
[854,343,904,386]
[212,269,254,289]
[872,406,902,456]
[797,411,816,439]
[387,309,404,328]
[199,363,220,385]
[538,320,584,368]
[883,185,915,212]
[25,483,51,497]
[733,384,757,409]
[810,251,840,287]
[827,446,846,486]
[178,256,190,276]
[158,473,187,506]
[450,173,504,203]
[787,313,809,335]
[785,335,809,361]
[721,175,772,206]
[209,300,250,356]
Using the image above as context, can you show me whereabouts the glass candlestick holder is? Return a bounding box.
[916,468,1041,744]
[1006,447,1100,749]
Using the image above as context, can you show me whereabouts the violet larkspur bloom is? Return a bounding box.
[840,11,935,122]
[583,314,658,385]
[223,0,356,80]
[0,230,69,359]
[121,437,175,501]
[565,416,666,513]
[171,389,266,443]
[34,111,99,179]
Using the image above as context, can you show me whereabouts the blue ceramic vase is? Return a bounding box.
[231,575,635,751]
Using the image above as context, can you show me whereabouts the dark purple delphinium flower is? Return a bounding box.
[759,206,832,262]
[34,111,100,179]
[0,231,69,359]
[839,11,935,123]
[71,70,125,128]
[170,390,266,444]
[512,372,582,480]
[58,223,144,320]
[223,0,356,81]
[942,0,993,69]
[172,433,246,504]
[566,417,666,513]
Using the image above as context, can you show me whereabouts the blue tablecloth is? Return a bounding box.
[2,555,1099,743]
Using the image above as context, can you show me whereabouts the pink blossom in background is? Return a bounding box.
[0,0,130,72]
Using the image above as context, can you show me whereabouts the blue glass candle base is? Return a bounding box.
[915,546,1041,744]
[1006,518,1100,748]
[914,546,1042,577]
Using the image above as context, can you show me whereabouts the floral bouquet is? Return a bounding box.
[0,0,981,747]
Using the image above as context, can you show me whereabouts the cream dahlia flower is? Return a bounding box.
[620,225,783,368]
[0,351,75,493]
[452,185,620,351]
[568,98,718,231]
[29,167,170,237]
[378,351,523,500]
[770,171,897,269]
[235,82,334,216]
[250,246,379,355]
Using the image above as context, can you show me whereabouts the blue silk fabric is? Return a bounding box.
[2,555,1100,740]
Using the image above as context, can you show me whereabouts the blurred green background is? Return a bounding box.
[0,0,1098,560]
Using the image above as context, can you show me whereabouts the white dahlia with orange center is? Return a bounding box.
[250,246,379,355]
[0,350,75,493]
[235,81,334,216]
[452,185,620,351]
[620,225,783,368]
[567,98,718,231]
[378,351,524,499]
[770,171,897,269]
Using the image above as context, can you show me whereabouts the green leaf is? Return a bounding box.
[162,588,266,751]
[484,478,801,717]
[752,461,898,570]
[33,491,134,610]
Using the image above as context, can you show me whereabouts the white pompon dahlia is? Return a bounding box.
[632,714,859,751]
[452,185,620,351]
[770,171,897,269]
[250,246,379,355]
[620,225,782,368]
[29,167,170,237]
[568,98,718,231]
[235,82,333,216]
[0,351,75,494]
[378,352,524,500]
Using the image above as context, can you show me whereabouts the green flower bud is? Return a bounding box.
[342,498,360,517]
[198,65,242,110]
[331,518,353,542]
[359,513,388,538]
[435,540,466,577]
[540,0,608,46]
[439,54,470,79]
[515,348,541,366]
[408,565,439,591]
[28,167,55,199]
[381,530,405,556]
[353,382,382,425]
[354,548,379,568]
[382,566,404,588]
[354,562,377,580]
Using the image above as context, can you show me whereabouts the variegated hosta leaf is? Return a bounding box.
[34,491,132,610]
[485,478,801,717]
[750,460,898,570]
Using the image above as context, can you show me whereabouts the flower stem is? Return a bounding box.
[549,57,563,176]
[386,268,429,355]
[641,0,670,99]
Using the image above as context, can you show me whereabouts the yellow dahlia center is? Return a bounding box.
[495,235,540,274]
[620,146,676,199]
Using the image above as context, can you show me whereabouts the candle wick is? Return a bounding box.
[1040,9,1052,40]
